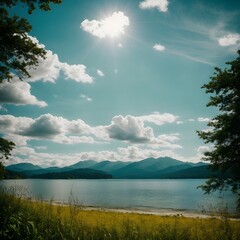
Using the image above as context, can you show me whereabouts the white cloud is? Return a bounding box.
[54,135,96,145]
[197,117,210,122]
[25,35,93,83]
[0,115,34,145]
[197,145,211,153]
[97,69,104,77]
[118,43,123,48]
[150,134,181,149]
[107,115,154,143]
[153,43,165,52]
[0,33,94,108]
[107,114,181,148]
[81,11,129,39]
[218,33,240,46]
[60,63,93,83]
[138,112,178,125]
[0,112,180,149]
[117,146,181,161]
[22,114,64,138]
[9,145,185,167]
[0,114,96,145]
[139,0,169,12]
[27,50,60,83]
[195,145,212,162]
[12,146,36,156]
[0,78,47,107]
[80,94,92,102]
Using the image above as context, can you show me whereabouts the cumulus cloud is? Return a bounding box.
[107,115,154,143]
[0,112,180,149]
[107,114,181,148]
[0,78,47,107]
[0,114,95,145]
[22,114,63,138]
[81,11,129,39]
[139,0,169,12]
[97,69,104,77]
[27,49,60,83]
[153,43,165,52]
[60,63,93,83]
[218,33,240,46]
[150,134,181,149]
[25,35,93,83]
[138,112,178,125]
[0,115,33,134]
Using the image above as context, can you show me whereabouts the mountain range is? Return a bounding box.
[5,157,229,179]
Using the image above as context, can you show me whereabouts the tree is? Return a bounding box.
[198,50,240,208]
[0,1,61,177]
[0,137,15,179]
[0,0,61,82]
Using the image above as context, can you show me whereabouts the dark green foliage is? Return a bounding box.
[0,137,15,160]
[4,169,27,179]
[0,162,5,180]
[197,50,240,208]
[31,168,113,179]
[0,138,15,179]
[0,0,61,82]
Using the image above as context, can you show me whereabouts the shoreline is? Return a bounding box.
[39,199,239,220]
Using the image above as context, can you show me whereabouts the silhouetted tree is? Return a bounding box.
[0,138,15,179]
[0,0,61,82]
[198,50,240,208]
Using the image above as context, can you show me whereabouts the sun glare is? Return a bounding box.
[81,11,129,39]
[102,12,129,38]
[103,14,129,38]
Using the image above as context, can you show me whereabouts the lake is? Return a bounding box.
[0,179,238,214]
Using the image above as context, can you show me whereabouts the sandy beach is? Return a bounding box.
[46,199,240,220]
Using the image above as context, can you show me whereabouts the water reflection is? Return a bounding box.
[0,179,237,213]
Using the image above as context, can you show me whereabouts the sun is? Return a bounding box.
[102,11,129,38]
[81,11,130,39]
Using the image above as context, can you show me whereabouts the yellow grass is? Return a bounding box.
[28,199,240,240]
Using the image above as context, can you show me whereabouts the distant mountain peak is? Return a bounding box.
[5,157,209,179]
[6,163,42,172]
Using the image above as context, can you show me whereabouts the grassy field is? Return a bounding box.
[0,186,240,240]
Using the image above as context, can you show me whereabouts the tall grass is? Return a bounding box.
[0,186,239,240]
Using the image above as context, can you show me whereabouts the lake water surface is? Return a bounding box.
[0,179,238,214]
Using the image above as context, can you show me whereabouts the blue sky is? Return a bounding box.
[0,0,240,167]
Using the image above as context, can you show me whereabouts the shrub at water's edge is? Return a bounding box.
[0,187,240,240]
